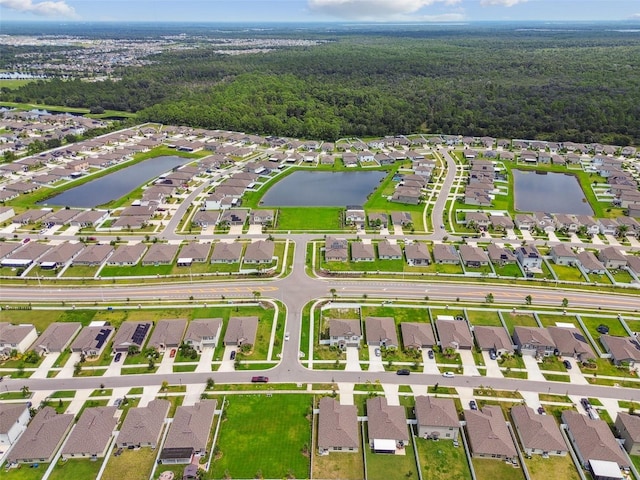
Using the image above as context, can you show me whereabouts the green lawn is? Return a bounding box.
[551,264,587,282]
[50,390,76,398]
[494,263,523,278]
[524,454,580,480]
[466,309,503,327]
[1,463,51,480]
[276,206,344,231]
[539,356,568,372]
[48,458,103,480]
[211,394,312,479]
[501,312,538,334]
[537,313,576,328]
[363,426,417,480]
[102,445,157,480]
[416,437,471,480]
[472,458,525,480]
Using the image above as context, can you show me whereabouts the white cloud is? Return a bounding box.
[630,13,640,20]
[480,0,528,6]
[308,0,461,20]
[0,0,78,18]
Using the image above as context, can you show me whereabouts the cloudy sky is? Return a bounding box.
[1,0,639,23]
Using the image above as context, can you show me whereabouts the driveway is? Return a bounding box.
[393,225,403,236]
[367,346,384,372]
[345,347,361,372]
[195,347,215,373]
[522,355,546,381]
[228,225,243,235]
[521,230,534,242]
[247,224,262,235]
[382,383,400,406]
[337,382,354,405]
[422,349,440,374]
[58,352,82,379]
[218,346,236,372]
[104,353,125,377]
[481,352,503,378]
[459,350,480,377]
[31,353,60,379]
[183,383,205,406]
[562,357,588,385]
[547,232,560,243]
[605,235,620,246]
[138,385,161,407]
[157,350,175,375]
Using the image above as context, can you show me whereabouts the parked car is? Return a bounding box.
[427,350,434,360]
[22,237,30,244]
[489,349,497,360]
[442,371,455,378]
[169,349,176,358]
[396,369,410,376]
[469,400,478,410]
[580,398,591,410]
[597,324,610,334]
[563,359,572,369]
[114,352,122,362]
[114,398,122,407]
[251,376,269,383]
[537,406,545,415]
[230,350,236,360]
[284,332,290,341]
[374,348,381,357]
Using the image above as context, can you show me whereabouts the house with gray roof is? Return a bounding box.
[116,399,170,449]
[615,412,640,455]
[365,317,398,349]
[486,244,517,266]
[37,241,84,269]
[577,250,607,274]
[551,244,578,266]
[106,243,147,266]
[43,209,81,226]
[511,405,567,456]
[400,322,435,350]
[600,335,640,366]
[351,242,375,262]
[112,321,152,353]
[219,208,248,226]
[465,406,517,461]
[405,242,431,266]
[1,242,51,267]
[377,240,402,260]
[147,319,187,351]
[562,410,629,469]
[325,237,348,262]
[6,407,73,464]
[178,242,211,264]
[513,326,555,357]
[72,244,114,266]
[0,242,21,259]
[142,243,179,266]
[598,247,628,269]
[414,396,459,440]
[69,210,108,228]
[250,209,275,225]
[160,400,217,464]
[61,406,118,459]
[223,316,258,347]
[210,241,243,264]
[459,244,489,267]
[366,397,409,453]
[515,244,542,270]
[70,325,114,357]
[244,239,275,264]
[183,318,222,351]
[0,403,30,447]
[628,255,640,276]
[433,244,459,265]
[548,326,595,362]
[473,326,513,355]
[328,319,362,348]
[436,319,473,350]
[390,211,412,226]
[32,322,81,355]
[0,323,37,357]
[318,397,358,454]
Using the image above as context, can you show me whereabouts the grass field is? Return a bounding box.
[364,429,418,480]
[102,446,157,480]
[524,454,580,480]
[580,315,628,344]
[502,312,538,334]
[416,437,471,480]
[211,394,312,479]
[466,309,503,326]
[48,458,103,480]
[277,207,344,231]
[551,264,587,282]
[2,463,51,480]
[472,458,525,480]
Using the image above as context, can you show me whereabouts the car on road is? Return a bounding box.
[251,376,269,383]
[396,369,410,376]
[170,349,176,358]
[563,359,572,369]
[230,350,236,360]
[284,332,290,341]
[114,352,122,362]
[469,400,478,410]
[374,348,381,357]
[22,238,30,244]
[442,371,455,378]
[427,350,434,360]
[597,324,610,334]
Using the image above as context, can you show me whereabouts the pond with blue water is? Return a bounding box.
[513,170,593,215]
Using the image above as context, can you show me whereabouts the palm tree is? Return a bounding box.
[617,224,629,239]
[252,291,261,301]
[485,293,494,303]
[330,288,337,300]
[525,295,532,305]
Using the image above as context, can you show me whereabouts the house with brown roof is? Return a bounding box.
[6,407,73,464]
[465,405,517,461]
[32,322,81,355]
[436,319,473,350]
[250,209,275,225]
[390,211,412,226]
[562,410,629,469]
[1,242,51,268]
[547,326,595,362]
[106,243,147,266]
[414,396,459,440]
[465,211,490,229]
[244,239,275,264]
[0,403,30,447]
[160,400,217,464]
[405,242,431,266]
[628,255,640,276]
[183,318,222,351]
[0,323,37,357]
[38,241,84,269]
[223,316,258,347]
[142,243,179,266]
[325,237,348,262]
[318,397,358,454]
[577,250,607,274]
[600,335,640,366]
[473,326,513,356]
[377,240,402,260]
[400,323,435,350]
[69,210,108,227]
[486,244,517,266]
[70,325,114,357]
[598,247,628,269]
[328,319,362,348]
[115,399,170,449]
[366,397,409,453]
[513,326,556,357]
[490,214,514,231]
[459,244,489,267]
[210,241,243,264]
[219,208,248,226]
[368,213,388,229]
[351,242,375,262]
[365,317,398,349]
[515,244,542,270]
[511,405,567,456]
[112,322,152,353]
[177,242,211,265]
[551,244,579,266]
[433,244,459,265]
[147,319,187,351]
[61,406,118,459]
[72,244,114,266]
[616,412,640,455]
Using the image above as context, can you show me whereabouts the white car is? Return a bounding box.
[284,332,290,341]
[442,371,455,378]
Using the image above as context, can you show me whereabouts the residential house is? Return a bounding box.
[38,242,84,269]
[414,396,459,440]
[473,326,513,356]
[575,215,600,236]
[377,240,402,260]
[392,187,421,205]
[147,319,187,352]
[0,323,37,356]
[115,399,170,449]
[193,210,221,227]
[69,210,108,228]
[142,243,179,266]
[436,319,473,350]
[72,244,114,266]
[627,256,640,276]
[555,214,579,233]
[318,397,358,454]
[513,327,556,357]
[490,214,514,232]
[1,242,51,268]
[532,212,556,232]
[31,322,81,355]
[562,410,629,469]
[465,406,517,461]
[368,213,388,229]
[328,319,362,348]
[598,247,628,269]
[511,405,567,456]
[400,323,436,350]
[548,326,595,362]
[223,316,258,347]
[160,400,217,464]
[465,212,491,230]
[551,244,578,266]
[0,403,30,447]
[390,211,413,226]
[351,242,375,262]
[365,317,398,349]
[325,237,348,262]
[617,216,640,237]
[70,325,114,357]
[219,208,248,226]
[615,412,640,455]
[244,240,275,264]
[42,209,81,227]
[210,241,243,264]
[6,407,74,464]
[177,242,211,265]
[106,243,147,266]
[459,244,489,267]
[250,209,275,225]
[345,207,365,226]
[486,244,517,266]
[598,218,619,236]
[515,245,543,270]
[366,397,409,453]
[183,318,222,351]
[577,251,607,274]
[404,242,431,266]
[600,335,640,366]
[112,322,152,353]
[432,244,459,265]
[514,214,536,231]
[61,407,118,460]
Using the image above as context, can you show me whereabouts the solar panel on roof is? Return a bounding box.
[95,328,110,349]
[132,323,150,345]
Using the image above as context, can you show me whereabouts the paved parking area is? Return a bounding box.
[482,351,503,378]
[367,346,384,372]
[195,347,215,373]
[522,355,546,381]
[218,346,236,372]
[459,350,480,377]
[345,347,361,371]
[422,349,440,374]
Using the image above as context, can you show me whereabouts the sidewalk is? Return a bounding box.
[31,353,60,379]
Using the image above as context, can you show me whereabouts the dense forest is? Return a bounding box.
[3,24,640,143]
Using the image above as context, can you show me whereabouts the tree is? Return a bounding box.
[21,385,30,398]
[562,298,569,308]
[485,292,494,304]
[330,288,337,300]
[206,377,215,390]
[73,362,82,375]
[525,295,532,305]
[252,291,261,301]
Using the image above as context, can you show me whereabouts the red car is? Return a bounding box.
[170,349,176,358]
[251,376,269,383]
